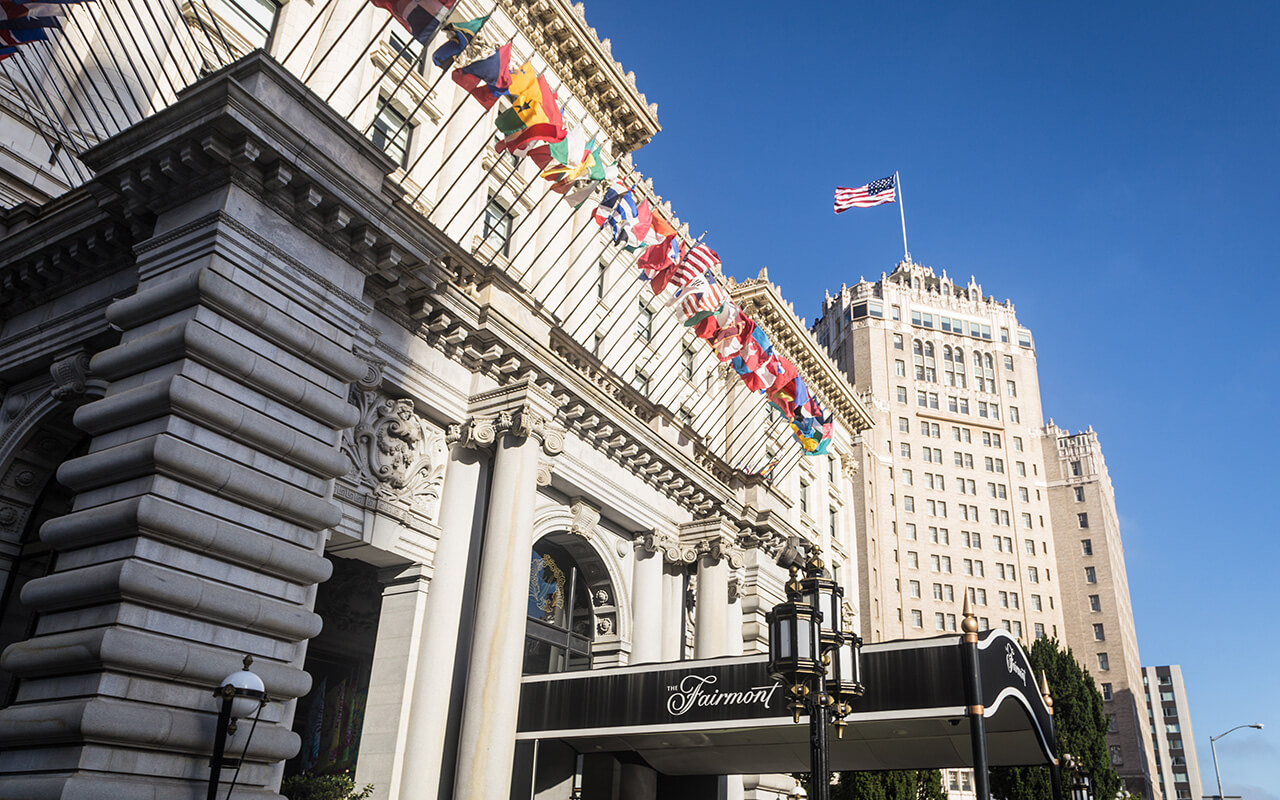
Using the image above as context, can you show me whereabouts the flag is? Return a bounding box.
[431,14,488,68]
[708,314,754,362]
[593,182,638,242]
[0,24,45,44]
[677,272,727,328]
[764,356,800,417]
[731,327,776,392]
[532,127,608,192]
[621,198,656,249]
[637,234,679,281]
[371,0,457,46]
[834,175,896,212]
[451,42,510,109]
[494,61,566,156]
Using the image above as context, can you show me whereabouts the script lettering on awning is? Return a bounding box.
[665,674,780,717]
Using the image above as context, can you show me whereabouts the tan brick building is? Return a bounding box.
[1044,425,1159,799]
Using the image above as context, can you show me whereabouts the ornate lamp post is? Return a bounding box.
[766,549,864,800]
[208,655,268,800]
[1063,754,1094,800]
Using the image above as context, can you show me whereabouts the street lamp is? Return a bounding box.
[1210,723,1263,800]
[1063,754,1094,800]
[766,548,864,800]
[208,655,268,800]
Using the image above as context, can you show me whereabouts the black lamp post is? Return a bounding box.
[208,655,268,800]
[766,548,864,800]
[1063,754,1094,800]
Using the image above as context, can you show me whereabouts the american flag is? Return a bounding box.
[667,243,720,292]
[834,175,897,213]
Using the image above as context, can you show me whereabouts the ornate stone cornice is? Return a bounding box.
[568,498,600,540]
[501,0,660,154]
[727,273,875,436]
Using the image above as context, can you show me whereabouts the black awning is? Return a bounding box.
[517,629,1054,775]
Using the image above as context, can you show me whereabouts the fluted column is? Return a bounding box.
[452,384,562,800]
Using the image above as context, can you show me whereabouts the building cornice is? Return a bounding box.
[728,273,874,435]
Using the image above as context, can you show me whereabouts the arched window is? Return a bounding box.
[524,539,593,675]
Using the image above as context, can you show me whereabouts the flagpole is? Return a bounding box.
[896,170,909,264]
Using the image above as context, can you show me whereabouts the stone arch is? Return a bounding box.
[531,502,630,666]
[0,379,95,594]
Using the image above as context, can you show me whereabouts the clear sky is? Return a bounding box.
[582,2,1279,795]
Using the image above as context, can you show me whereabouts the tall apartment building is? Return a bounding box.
[815,261,1069,799]
[816,260,1066,647]
[1044,425,1159,800]
[1143,666,1206,800]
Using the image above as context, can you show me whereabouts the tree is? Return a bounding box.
[832,769,947,800]
[990,637,1119,800]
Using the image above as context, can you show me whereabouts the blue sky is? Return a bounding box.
[583,2,1279,795]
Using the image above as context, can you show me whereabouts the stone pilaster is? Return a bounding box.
[452,381,563,800]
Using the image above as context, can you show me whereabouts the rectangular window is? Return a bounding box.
[899,417,910,434]
[893,333,904,349]
[907,551,919,568]
[1006,380,1017,397]
[1085,566,1097,584]
[1097,652,1109,671]
[631,370,649,394]
[371,95,413,167]
[1031,594,1042,611]
[909,580,921,598]
[1094,623,1105,641]
[904,522,917,540]
[911,609,923,628]
[1022,512,1033,529]
[900,442,911,459]
[897,386,908,403]
[895,359,906,377]
[636,302,653,341]
[1078,512,1090,528]
[1013,436,1023,451]
[1089,594,1101,612]
[1024,539,1036,555]
[1081,539,1093,556]
[1010,406,1020,423]
[800,480,810,514]
[1028,566,1039,583]
[681,344,695,380]
[481,198,514,256]
[1071,460,1083,476]
[935,613,946,631]
[1074,486,1085,502]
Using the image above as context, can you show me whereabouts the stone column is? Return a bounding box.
[451,384,562,800]
[374,434,487,800]
[630,531,673,664]
[682,518,743,660]
[661,563,686,662]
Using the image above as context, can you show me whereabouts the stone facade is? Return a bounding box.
[0,3,872,799]
[1043,424,1159,800]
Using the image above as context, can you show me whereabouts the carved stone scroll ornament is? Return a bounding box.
[568,499,600,541]
[697,536,744,570]
[344,391,447,519]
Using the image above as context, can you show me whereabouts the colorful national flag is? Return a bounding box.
[652,243,717,294]
[677,272,727,328]
[431,14,488,68]
[637,234,680,281]
[834,175,896,213]
[494,61,566,157]
[371,0,457,46]
[451,42,511,109]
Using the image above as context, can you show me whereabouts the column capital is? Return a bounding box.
[450,380,565,455]
[635,528,695,565]
[679,517,743,569]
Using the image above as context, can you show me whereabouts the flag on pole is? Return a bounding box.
[494,61,566,156]
[834,175,896,213]
[451,42,511,108]
[431,14,488,68]
[371,0,458,46]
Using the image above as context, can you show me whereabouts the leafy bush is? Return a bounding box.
[280,772,374,800]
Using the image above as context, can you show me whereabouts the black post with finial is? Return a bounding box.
[960,595,992,800]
